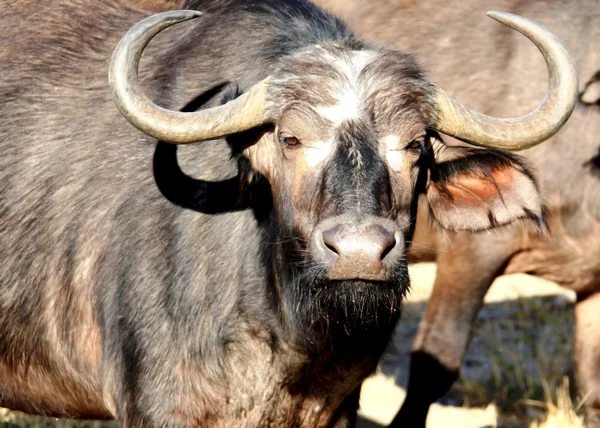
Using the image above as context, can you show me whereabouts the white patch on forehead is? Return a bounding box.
[381,135,405,172]
[303,139,335,168]
[316,89,361,124]
[315,50,379,126]
[334,49,378,80]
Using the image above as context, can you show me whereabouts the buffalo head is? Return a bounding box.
[108,10,576,335]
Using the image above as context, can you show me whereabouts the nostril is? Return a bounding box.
[322,228,341,256]
[380,236,396,261]
[324,242,339,255]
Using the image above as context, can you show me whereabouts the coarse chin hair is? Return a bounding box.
[282,260,410,353]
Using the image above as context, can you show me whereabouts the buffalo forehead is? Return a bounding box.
[271,45,436,133]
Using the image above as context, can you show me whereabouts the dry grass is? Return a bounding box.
[358,264,584,428]
[358,292,584,428]
[433,293,583,428]
[528,378,585,428]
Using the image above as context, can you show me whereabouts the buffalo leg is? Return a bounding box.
[575,292,600,428]
[390,231,515,428]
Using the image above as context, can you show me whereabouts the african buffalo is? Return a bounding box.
[316,0,600,426]
[0,0,577,426]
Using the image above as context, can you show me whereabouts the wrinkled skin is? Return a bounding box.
[316,0,600,426]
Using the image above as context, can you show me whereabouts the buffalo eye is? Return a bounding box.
[280,135,301,148]
[406,139,424,152]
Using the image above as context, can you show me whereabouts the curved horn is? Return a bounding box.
[109,10,272,144]
[434,11,578,150]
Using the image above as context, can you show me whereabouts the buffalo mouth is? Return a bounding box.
[283,258,410,337]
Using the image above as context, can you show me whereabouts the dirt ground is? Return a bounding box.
[1,263,583,428]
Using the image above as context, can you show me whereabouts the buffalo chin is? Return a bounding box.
[283,261,410,352]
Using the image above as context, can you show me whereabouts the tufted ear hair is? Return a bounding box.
[426,148,547,232]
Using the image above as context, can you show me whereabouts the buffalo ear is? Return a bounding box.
[426,149,547,231]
